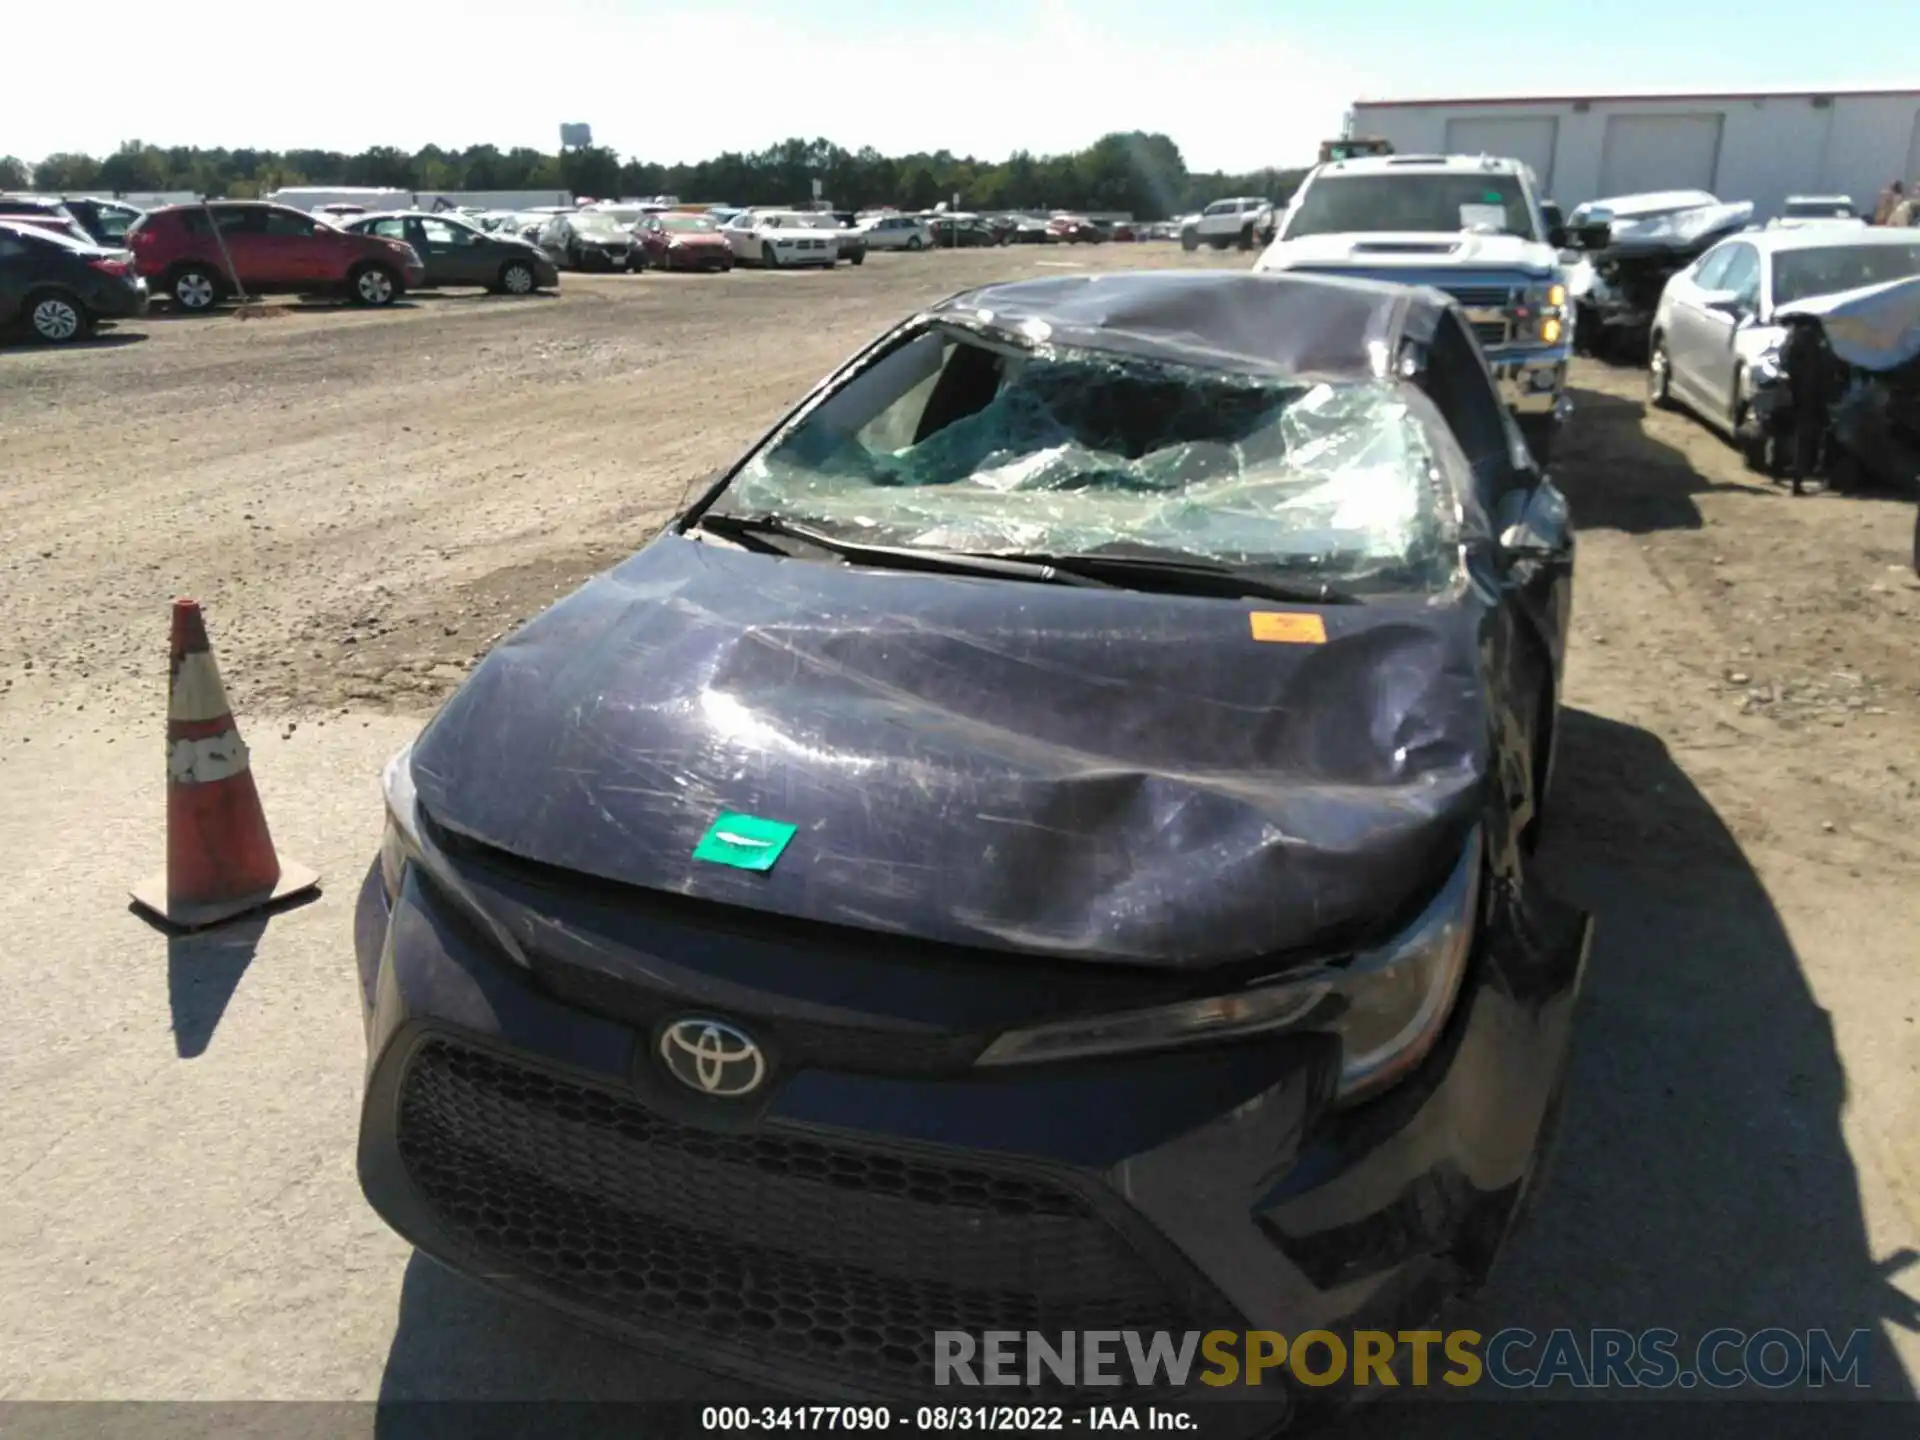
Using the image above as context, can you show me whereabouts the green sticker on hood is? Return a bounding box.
[693,812,797,872]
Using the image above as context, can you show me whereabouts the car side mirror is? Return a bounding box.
[1571,220,1612,250]
[1497,481,1569,558]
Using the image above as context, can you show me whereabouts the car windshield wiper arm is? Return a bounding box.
[689,512,1114,587]
[1030,553,1359,605]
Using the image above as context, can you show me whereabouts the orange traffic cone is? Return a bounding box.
[131,599,320,928]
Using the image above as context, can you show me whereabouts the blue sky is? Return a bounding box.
[10,0,1916,171]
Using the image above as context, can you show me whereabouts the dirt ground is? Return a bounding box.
[2,245,1916,1413]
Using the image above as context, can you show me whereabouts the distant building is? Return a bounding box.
[1348,86,1920,218]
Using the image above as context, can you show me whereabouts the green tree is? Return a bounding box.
[29,153,104,191]
[16,131,1301,218]
[0,155,31,189]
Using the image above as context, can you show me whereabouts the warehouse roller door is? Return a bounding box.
[1598,112,1725,196]
[1444,115,1559,191]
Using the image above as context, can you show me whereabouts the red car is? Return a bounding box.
[634,212,735,272]
[128,201,426,312]
[1046,214,1103,244]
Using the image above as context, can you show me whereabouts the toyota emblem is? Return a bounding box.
[659,1018,767,1097]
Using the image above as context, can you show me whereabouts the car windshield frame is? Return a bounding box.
[1285,172,1538,241]
[1771,242,1920,309]
[698,319,1467,595]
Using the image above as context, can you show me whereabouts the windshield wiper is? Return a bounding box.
[1030,552,1359,605]
[689,512,1113,587]
[690,515,1356,604]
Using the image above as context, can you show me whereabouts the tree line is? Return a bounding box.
[5,133,1309,221]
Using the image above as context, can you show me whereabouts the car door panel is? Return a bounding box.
[1704,246,1762,426]
[1666,247,1732,409]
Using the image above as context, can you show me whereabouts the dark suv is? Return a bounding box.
[344,211,558,293]
[128,202,426,311]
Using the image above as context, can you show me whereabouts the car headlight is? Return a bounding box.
[976,829,1483,1105]
[1522,281,1569,344]
[379,741,423,901]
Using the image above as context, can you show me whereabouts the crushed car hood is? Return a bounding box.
[410,535,1491,968]
[1776,274,1920,372]
[1258,231,1557,275]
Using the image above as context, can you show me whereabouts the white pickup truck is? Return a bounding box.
[1179,196,1276,253]
[1253,153,1575,465]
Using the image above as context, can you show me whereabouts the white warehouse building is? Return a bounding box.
[1347,87,1920,219]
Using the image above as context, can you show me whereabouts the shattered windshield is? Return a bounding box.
[1285,174,1536,240]
[711,326,1461,589]
[1772,243,1920,307]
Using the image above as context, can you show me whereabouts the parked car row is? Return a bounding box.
[0,219,149,342]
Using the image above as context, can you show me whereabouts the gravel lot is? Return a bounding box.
[2,244,1916,1414]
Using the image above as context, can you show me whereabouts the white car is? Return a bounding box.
[722,209,845,267]
[1179,197,1275,252]
[1768,195,1867,230]
[857,214,934,251]
[1647,226,1920,464]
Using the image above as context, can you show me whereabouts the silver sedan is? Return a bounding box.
[1647,228,1920,463]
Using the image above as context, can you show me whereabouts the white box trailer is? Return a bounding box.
[1349,87,1920,220]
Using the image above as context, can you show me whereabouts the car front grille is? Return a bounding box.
[395,1036,1201,1397]
[1470,319,1512,348]
[1442,284,1516,309]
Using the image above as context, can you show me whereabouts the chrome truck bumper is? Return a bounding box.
[1486,343,1572,418]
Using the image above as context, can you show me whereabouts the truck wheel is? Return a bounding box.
[1180,231,1198,252]
[1518,416,1556,470]
[1237,224,1256,251]
[1208,237,1230,251]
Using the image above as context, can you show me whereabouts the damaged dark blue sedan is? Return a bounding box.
[354,270,1592,1413]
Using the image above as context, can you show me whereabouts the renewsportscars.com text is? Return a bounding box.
[934,1328,1873,1390]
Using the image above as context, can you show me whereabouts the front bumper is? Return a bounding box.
[1486,343,1572,418]
[354,855,1589,1406]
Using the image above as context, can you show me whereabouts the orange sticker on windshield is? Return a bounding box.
[1249,612,1328,645]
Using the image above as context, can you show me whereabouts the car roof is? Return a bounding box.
[1785,194,1854,204]
[925,270,1451,381]
[1729,226,1920,256]
[0,217,102,249]
[1316,153,1526,177]
[0,193,74,212]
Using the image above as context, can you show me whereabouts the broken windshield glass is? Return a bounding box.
[711,325,1462,588]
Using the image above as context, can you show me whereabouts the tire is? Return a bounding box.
[349,263,399,307]
[497,260,537,295]
[1237,224,1256,251]
[26,290,91,343]
[1646,336,1674,410]
[848,249,865,266]
[906,234,924,252]
[761,242,779,269]
[1208,237,1230,251]
[1518,415,1556,470]
[170,265,222,313]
